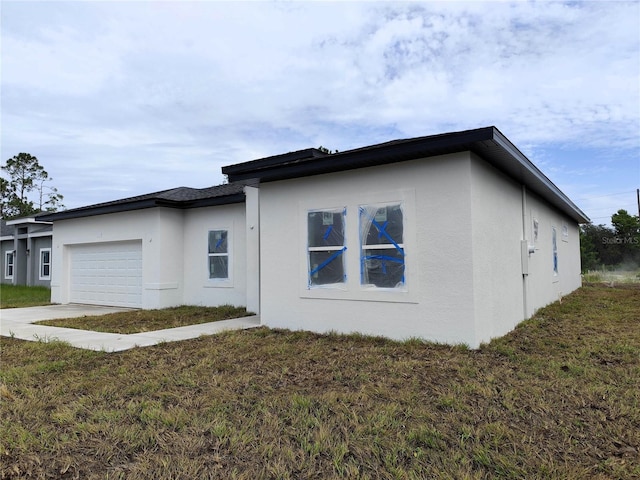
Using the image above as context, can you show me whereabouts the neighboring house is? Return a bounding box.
[0,217,53,287]
[38,127,589,347]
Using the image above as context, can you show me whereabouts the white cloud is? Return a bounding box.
[1,0,638,213]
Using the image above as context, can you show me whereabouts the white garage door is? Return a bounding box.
[70,241,143,308]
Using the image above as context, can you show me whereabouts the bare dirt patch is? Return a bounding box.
[35,304,252,334]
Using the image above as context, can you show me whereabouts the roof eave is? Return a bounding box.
[223,126,590,224]
[36,192,247,222]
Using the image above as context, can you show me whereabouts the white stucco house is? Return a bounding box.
[38,183,260,313]
[38,127,589,347]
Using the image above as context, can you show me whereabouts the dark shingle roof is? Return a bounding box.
[223,126,589,224]
[37,182,248,222]
[0,220,13,238]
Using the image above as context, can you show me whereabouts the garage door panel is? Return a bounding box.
[70,241,142,308]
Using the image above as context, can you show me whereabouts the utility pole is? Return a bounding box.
[637,188,639,218]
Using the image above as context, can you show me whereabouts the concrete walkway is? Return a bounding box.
[0,304,261,352]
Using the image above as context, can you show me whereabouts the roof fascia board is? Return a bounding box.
[179,192,246,209]
[223,148,328,176]
[37,199,162,221]
[488,129,590,223]
[224,128,496,183]
[6,217,53,226]
[37,193,246,222]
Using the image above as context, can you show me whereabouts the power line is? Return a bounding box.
[576,190,637,200]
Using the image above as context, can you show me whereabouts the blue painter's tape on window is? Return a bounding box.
[309,247,347,276]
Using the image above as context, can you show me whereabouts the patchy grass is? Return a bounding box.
[1,284,639,479]
[582,269,640,284]
[0,284,51,308]
[36,305,253,334]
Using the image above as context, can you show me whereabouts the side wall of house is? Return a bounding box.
[50,208,185,309]
[182,203,248,308]
[522,189,582,316]
[259,152,480,346]
[468,155,528,345]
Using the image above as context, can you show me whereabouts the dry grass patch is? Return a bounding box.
[1,284,639,479]
[35,305,253,334]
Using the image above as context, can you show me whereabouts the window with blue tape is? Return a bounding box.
[208,230,229,279]
[307,208,346,287]
[360,204,405,288]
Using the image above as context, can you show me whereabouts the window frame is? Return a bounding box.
[207,229,230,282]
[307,207,347,288]
[561,222,569,242]
[4,251,14,280]
[39,247,51,280]
[359,203,406,290]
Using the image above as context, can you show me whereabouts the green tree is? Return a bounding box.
[0,176,18,218]
[0,153,64,219]
[610,209,640,264]
[579,225,600,271]
[580,223,617,269]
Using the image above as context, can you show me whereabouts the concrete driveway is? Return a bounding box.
[0,304,260,352]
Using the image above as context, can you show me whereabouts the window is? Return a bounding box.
[552,226,558,276]
[39,248,51,280]
[4,251,14,279]
[307,208,346,287]
[208,230,228,279]
[360,204,405,288]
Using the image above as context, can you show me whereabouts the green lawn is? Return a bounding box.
[0,284,51,308]
[1,284,639,479]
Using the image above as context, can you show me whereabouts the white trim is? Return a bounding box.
[5,217,52,226]
[4,251,14,280]
[39,247,52,280]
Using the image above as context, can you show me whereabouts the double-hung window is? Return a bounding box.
[39,248,51,280]
[208,230,229,279]
[307,208,346,287]
[360,203,405,288]
[4,251,14,280]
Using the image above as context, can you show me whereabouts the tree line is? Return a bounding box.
[0,153,64,219]
[580,209,640,271]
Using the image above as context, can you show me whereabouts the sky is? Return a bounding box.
[1,0,639,225]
